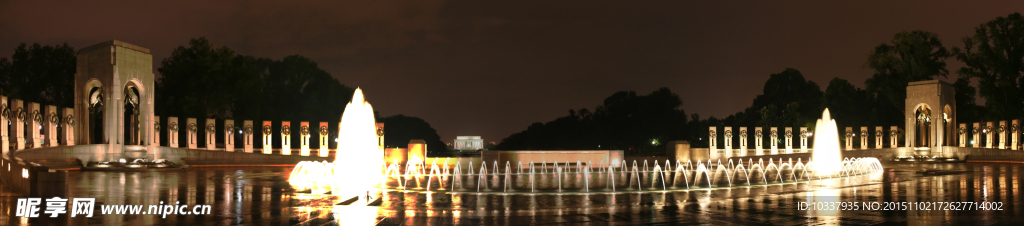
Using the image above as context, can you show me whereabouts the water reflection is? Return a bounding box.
[3,163,1024,225]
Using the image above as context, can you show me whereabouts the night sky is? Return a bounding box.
[2,1,1021,144]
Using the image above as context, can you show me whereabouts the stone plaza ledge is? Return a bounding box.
[1,145,330,197]
[12,145,330,168]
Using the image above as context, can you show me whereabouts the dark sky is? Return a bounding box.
[2,1,1021,144]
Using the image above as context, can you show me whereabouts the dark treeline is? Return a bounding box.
[497,12,1024,152]
[497,87,689,152]
[0,37,448,153]
[0,43,76,107]
[156,37,446,152]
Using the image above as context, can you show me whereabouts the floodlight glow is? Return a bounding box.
[812,108,842,176]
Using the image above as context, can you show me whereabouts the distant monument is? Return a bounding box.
[453,136,483,151]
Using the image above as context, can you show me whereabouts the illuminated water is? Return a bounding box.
[290,87,383,197]
[813,108,843,176]
[3,162,1022,225]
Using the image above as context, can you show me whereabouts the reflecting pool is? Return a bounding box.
[3,162,1024,225]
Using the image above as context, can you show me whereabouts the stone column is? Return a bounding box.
[299,121,310,156]
[224,119,235,152]
[875,126,884,149]
[262,121,273,154]
[318,122,329,157]
[12,99,24,150]
[860,127,868,150]
[45,105,57,147]
[206,118,216,150]
[708,126,717,152]
[844,127,853,150]
[890,126,899,148]
[799,127,808,152]
[152,116,161,146]
[971,123,980,148]
[168,117,179,148]
[186,118,198,149]
[723,126,732,158]
[985,122,993,149]
[769,127,778,155]
[243,120,254,153]
[1011,119,1019,151]
[28,102,41,148]
[957,123,966,147]
[784,127,793,154]
[754,127,763,156]
[0,96,7,154]
[63,108,75,146]
[998,120,1006,149]
[738,127,747,156]
[281,121,292,155]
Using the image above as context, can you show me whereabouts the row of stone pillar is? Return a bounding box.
[708,126,903,156]
[155,117,332,157]
[0,96,74,155]
[959,120,1020,150]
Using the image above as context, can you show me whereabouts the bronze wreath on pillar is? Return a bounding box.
[281,125,291,134]
[225,124,234,134]
[66,115,75,127]
[187,123,197,133]
[320,126,329,136]
[300,125,309,136]
[33,110,42,123]
[169,122,178,132]
[244,125,253,135]
[262,125,271,135]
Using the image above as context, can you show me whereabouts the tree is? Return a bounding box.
[954,12,1024,121]
[156,37,241,119]
[865,30,951,126]
[822,78,871,127]
[0,43,77,107]
[377,115,447,155]
[750,68,823,127]
[954,77,986,123]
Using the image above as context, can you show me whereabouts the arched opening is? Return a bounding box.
[943,105,953,146]
[914,105,932,147]
[89,87,104,144]
[124,86,141,145]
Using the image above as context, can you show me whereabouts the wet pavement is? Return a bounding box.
[2,162,1024,225]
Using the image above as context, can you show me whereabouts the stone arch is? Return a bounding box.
[912,103,932,147]
[84,79,104,144]
[123,79,149,146]
[943,105,954,146]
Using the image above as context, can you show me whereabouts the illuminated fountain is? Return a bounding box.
[811,108,843,176]
[290,88,384,197]
[382,157,882,194]
[289,94,882,197]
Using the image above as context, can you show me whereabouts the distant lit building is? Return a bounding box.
[454,136,484,151]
